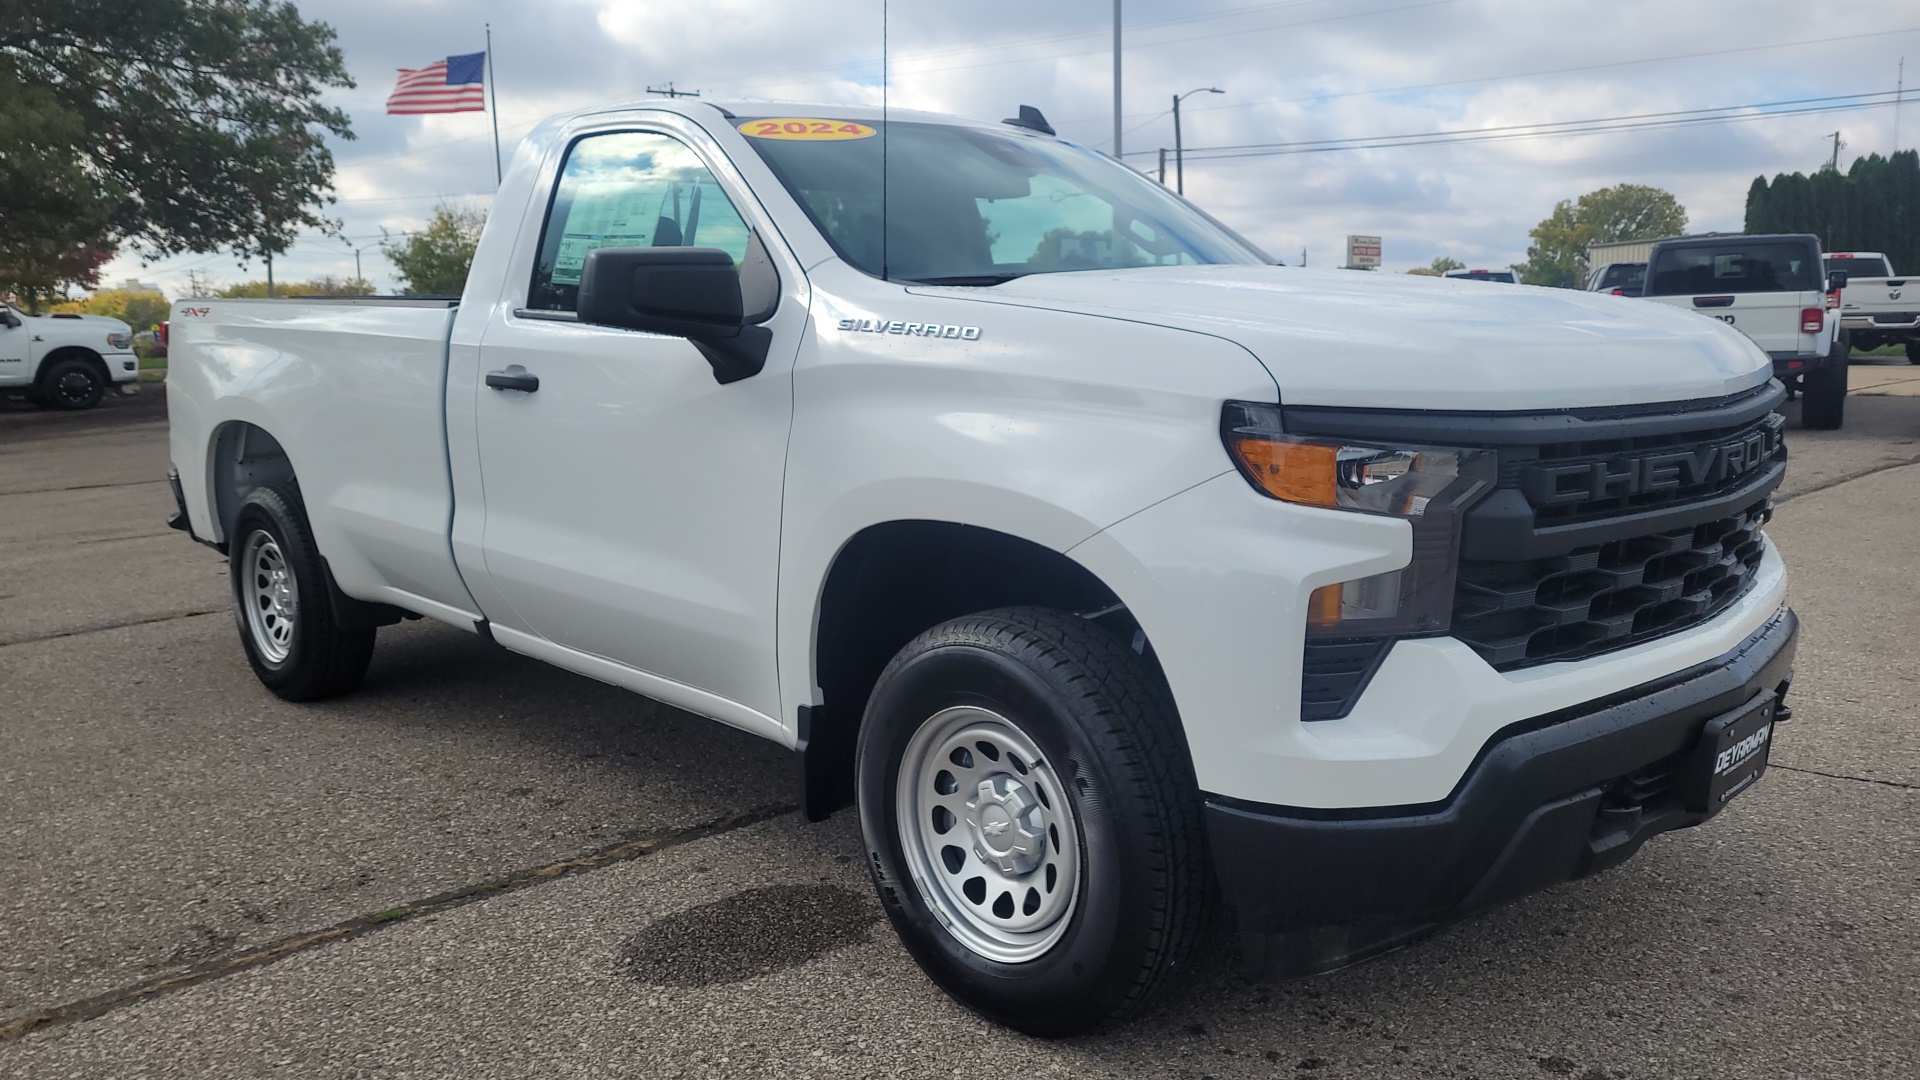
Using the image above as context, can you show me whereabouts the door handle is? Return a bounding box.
[485,369,540,393]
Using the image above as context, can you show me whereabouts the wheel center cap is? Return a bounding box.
[966,775,1047,875]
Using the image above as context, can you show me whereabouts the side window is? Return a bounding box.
[529,131,753,312]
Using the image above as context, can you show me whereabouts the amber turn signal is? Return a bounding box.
[1228,436,1340,507]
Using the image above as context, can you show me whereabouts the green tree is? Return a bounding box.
[1516,185,1689,289]
[1406,256,1465,277]
[215,275,373,298]
[1744,151,1920,270]
[0,0,354,299]
[383,207,487,296]
[53,287,172,329]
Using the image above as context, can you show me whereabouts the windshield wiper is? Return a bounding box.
[908,273,1029,286]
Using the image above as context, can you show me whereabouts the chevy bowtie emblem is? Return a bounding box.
[982,819,1011,837]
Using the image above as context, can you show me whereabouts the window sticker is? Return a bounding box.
[741,118,876,141]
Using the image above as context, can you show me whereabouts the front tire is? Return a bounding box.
[229,484,376,701]
[856,608,1208,1036]
[37,356,106,410]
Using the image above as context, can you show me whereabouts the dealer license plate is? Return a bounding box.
[1685,693,1776,815]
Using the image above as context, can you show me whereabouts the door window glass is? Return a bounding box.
[529,131,752,312]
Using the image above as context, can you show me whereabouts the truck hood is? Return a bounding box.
[28,313,133,335]
[923,265,1772,410]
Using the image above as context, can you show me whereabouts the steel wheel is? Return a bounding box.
[896,705,1082,964]
[240,528,298,665]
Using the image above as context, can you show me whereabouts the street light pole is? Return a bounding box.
[1172,87,1223,196]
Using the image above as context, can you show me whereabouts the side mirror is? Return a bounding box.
[1827,269,1848,291]
[0,309,19,329]
[577,247,771,384]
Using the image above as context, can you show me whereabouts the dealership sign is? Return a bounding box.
[1346,235,1382,269]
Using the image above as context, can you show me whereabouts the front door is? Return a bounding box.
[468,127,801,722]
[0,306,30,386]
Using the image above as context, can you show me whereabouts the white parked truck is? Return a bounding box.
[0,302,138,409]
[167,101,1798,1035]
[1825,251,1920,363]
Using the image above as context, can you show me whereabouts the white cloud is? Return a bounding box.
[104,0,1920,294]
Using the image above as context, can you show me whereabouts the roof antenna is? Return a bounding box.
[1002,105,1055,136]
[881,0,890,282]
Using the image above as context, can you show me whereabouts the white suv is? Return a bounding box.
[1640,234,1846,428]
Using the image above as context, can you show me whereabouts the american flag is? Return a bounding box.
[386,52,486,115]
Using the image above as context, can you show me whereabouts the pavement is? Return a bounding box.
[1,367,1917,1079]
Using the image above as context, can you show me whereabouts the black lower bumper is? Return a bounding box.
[1210,608,1798,978]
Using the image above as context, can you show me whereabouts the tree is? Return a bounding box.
[1745,151,1920,270]
[383,208,487,296]
[216,276,373,298]
[1406,256,1465,277]
[0,0,354,280]
[53,287,172,330]
[0,238,115,313]
[1515,185,1688,289]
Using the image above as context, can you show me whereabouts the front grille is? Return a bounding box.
[1511,411,1785,526]
[1451,500,1770,670]
[1300,638,1393,721]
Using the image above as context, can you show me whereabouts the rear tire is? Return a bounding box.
[1800,345,1848,431]
[855,607,1208,1037]
[37,356,106,410]
[229,484,376,701]
[1907,339,1920,365]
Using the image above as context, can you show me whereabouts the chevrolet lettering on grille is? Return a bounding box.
[1523,416,1784,507]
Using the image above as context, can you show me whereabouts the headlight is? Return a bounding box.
[107,332,132,349]
[1222,401,1495,637]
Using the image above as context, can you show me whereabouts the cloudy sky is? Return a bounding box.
[107,0,1920,295]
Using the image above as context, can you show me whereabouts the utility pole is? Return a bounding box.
[486,24,502,186]
[1300,246,1307,267]
[1897,58,1906,151]
[1158,148,1167,185]
[1828,130,1844,171]
[647,82,700,98]
[354,248,363,285]
[1112,0,1122,160]
[1173,87,1224,195]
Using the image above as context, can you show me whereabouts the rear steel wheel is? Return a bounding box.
[240,529,298,665]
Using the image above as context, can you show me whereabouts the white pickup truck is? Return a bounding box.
[1826,251,1920,363]
[0,302,138,409]
[167,100,1798,1035]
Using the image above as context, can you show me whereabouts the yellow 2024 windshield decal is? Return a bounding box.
[742,118,876,141]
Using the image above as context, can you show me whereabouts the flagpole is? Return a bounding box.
[485,24,502,186]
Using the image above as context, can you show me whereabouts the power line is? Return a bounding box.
[1160,25,1920,124]
[1172,94,1904,163]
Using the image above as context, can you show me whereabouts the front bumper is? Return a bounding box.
[1211,606,1797,977]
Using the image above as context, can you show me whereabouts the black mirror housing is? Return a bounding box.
[577,246,772,384]
[1827,269,1848,291]
[578,247,744,338]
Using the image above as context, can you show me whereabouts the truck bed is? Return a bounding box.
[167,297,480,628]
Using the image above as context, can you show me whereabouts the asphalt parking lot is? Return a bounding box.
[2,369,1917,1079]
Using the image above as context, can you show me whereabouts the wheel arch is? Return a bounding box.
[206,420,298,548]
[798,519,1176,820]
[37,345,109,381]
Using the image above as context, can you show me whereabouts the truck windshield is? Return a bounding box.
[735,118,1268,283]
